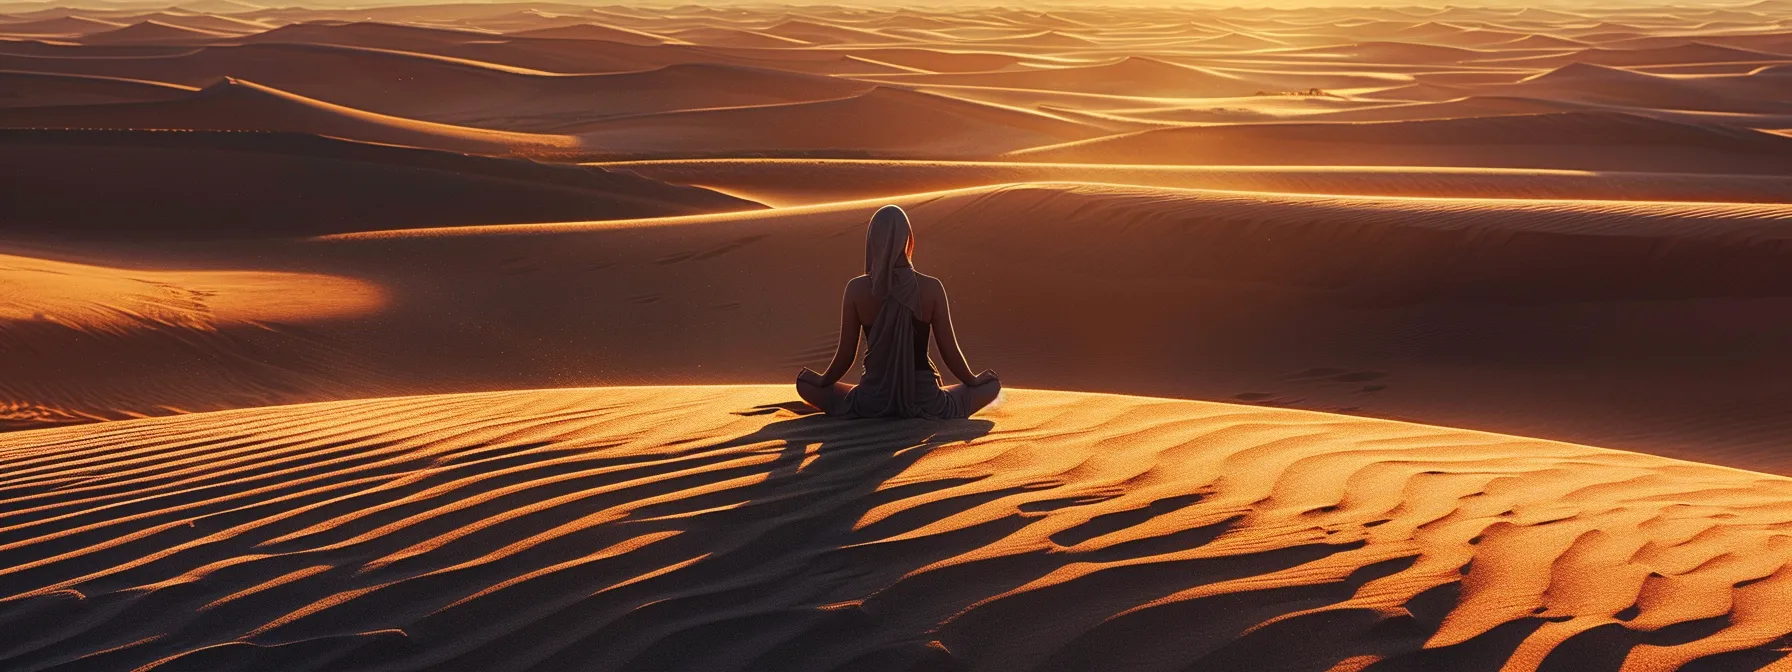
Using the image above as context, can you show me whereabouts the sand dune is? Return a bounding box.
[0,77,576,156]
[1502,62,1792,114]
[290,183,1792,469]
[0,42,579,120]
[667,26,811,48]
[1292,95,1585,122]
[10,182,1792,468]
[759,18,901,45]
[1498,42,1792,68]
[1275,40,1490,64]
[970,29,1103,49]
[6,386,1792,670]
[569,86,1101,159]
[866,57,1274,98]
[110,10,271,34]
[0,14,121,35]
[0,44,878,129]
[2,128,758,238]
[176,0,265,12]
[1494,33,1588,48]
[0,70,194,108]
[1183,31,1288,49]
[1009,111,1792,174]
[598,158,1792,206]
[79,19,230,44]
[243,21,502,50]
[504,22,683,46]
[0,251,385,430]
[409,33,918,76]
[491,63,875,129]
[831,47,1031,73]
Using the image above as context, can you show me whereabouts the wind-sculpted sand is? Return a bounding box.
[6,3,1792,668]
[0,252,386,430]
[596,159,1792,206]
[9,182,1792,473]
[5,386,1792,671]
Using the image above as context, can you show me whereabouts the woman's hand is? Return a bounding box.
[970,369,1000,387]
[797,368,826,386]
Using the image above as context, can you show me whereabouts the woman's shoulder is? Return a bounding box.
[844,274,873,295]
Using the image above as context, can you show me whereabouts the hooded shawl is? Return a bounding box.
[837,205,962,419]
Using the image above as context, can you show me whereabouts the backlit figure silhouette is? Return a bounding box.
[796,205,1001,418]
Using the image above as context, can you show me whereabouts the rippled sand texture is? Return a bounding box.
[5,387,1792,671]
[6,6,1792,668]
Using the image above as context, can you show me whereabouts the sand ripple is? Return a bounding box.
[2,386,1790,671]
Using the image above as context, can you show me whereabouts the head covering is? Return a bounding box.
[833,204,962,420]
[865,204,921,313]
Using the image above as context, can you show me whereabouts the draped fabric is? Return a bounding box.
[836,205,963,420]
[866,204,920,314]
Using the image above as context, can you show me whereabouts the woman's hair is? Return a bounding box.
[865,205,920,311]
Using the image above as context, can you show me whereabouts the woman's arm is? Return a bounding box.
[930,280,998,387]
[803,280,864,386]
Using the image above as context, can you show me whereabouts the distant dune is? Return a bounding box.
[7,386,1792,670]
[0,77,576,156]
[1496,42,1792,68]
[1008,111,1792,174]
[0,70,194,108]
[112,11,271,34]
[598,158,1792,206]
[667,26,812,48]
[242,21,500,50]
[1291,95,1586,122]
[1499,62,1792,114]
[0,14,122,35]
[504,22,682,46]
[760,18,902,45]
[1,43,897,131]
[1276,40,1490,64]
[832,47,1030,73]
[2,129,759,238]
[866,57,1274,98]
[569,86,1102,159]
[79,19,230,44]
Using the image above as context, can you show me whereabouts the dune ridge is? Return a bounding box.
[79,19,231,44]
[596,158,1792,206]
[0,70,196,108]
[5,386,1792,671]
[1,128,761,237]
[1009,111,1792,174]
[0,44,881,129]
[0,76,576,156]
[568,85,1102,159]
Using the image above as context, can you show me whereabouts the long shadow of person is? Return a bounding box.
[354,406,999,672]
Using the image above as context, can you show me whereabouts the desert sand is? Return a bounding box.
[8,387,1792,671]
[6,0,1792,669]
